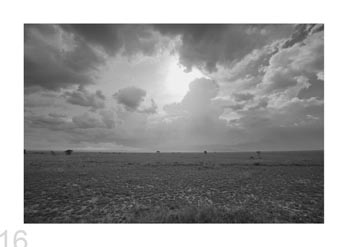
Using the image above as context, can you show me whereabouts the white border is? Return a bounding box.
[1,0,350,246]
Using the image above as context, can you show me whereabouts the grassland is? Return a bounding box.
[24,151,323,223]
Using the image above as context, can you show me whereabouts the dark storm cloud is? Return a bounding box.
[282,24,324,48]
[24,25,104,91]
[61,24,122,56]
[153,24,293,73]
[25,24,169,93]
[113,86,147,111]
[61,24,169,57]
[63,86,106,110]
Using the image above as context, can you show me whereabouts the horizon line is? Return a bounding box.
[24,149,324,153]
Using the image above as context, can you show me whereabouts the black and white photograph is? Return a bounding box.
[2,0,350,246]
[24,24,324,223]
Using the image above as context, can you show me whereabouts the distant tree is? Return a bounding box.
[256,151,261,159]
[156,150,160,153]
[51,151,56,155]
[65,149,73,155]
[204,150,207,154]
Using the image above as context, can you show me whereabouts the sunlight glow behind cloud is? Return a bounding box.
[165,57,205,102]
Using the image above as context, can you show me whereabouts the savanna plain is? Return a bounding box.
[24,151,323,223]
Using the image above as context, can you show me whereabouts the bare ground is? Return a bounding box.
[24,151,324,223]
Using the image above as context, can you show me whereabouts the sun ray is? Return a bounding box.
[165,57,204,102]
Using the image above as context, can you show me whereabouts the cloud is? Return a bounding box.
[24,24,324,152]
[63,86,106,110]
[154,24,293,73]
[164,78,220,116]
[232,92,255,102]
[99,110,117,129]
[25,112,74,131]
[206,24,323,103]
[24,91,61,108]
[138,99,158,114]
[72,113,107,129]
[24,25,104,91]
[61,24,122,56]
[26,111,115,131]
[258,30,324,99]
[282,24,323,48]
[113,86,146,111]
[160,78,230,148]
[61,24,171,58]
[24,24,171,93]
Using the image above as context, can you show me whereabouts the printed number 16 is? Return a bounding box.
[0,230,27,247]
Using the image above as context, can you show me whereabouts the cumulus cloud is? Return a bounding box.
[63,86,106,110]
[113,86,149,112]
[164,78,220,116]
[24,24,324,151]
[209,24,324,102]
[258,29,324,100]
[24,25,104,91]
[24,24,173,93]
[160,78,231,149]
[154,24,293,73]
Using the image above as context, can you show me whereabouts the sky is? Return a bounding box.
[24,24,324,152]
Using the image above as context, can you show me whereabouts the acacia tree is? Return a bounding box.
[65,149,73,155]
